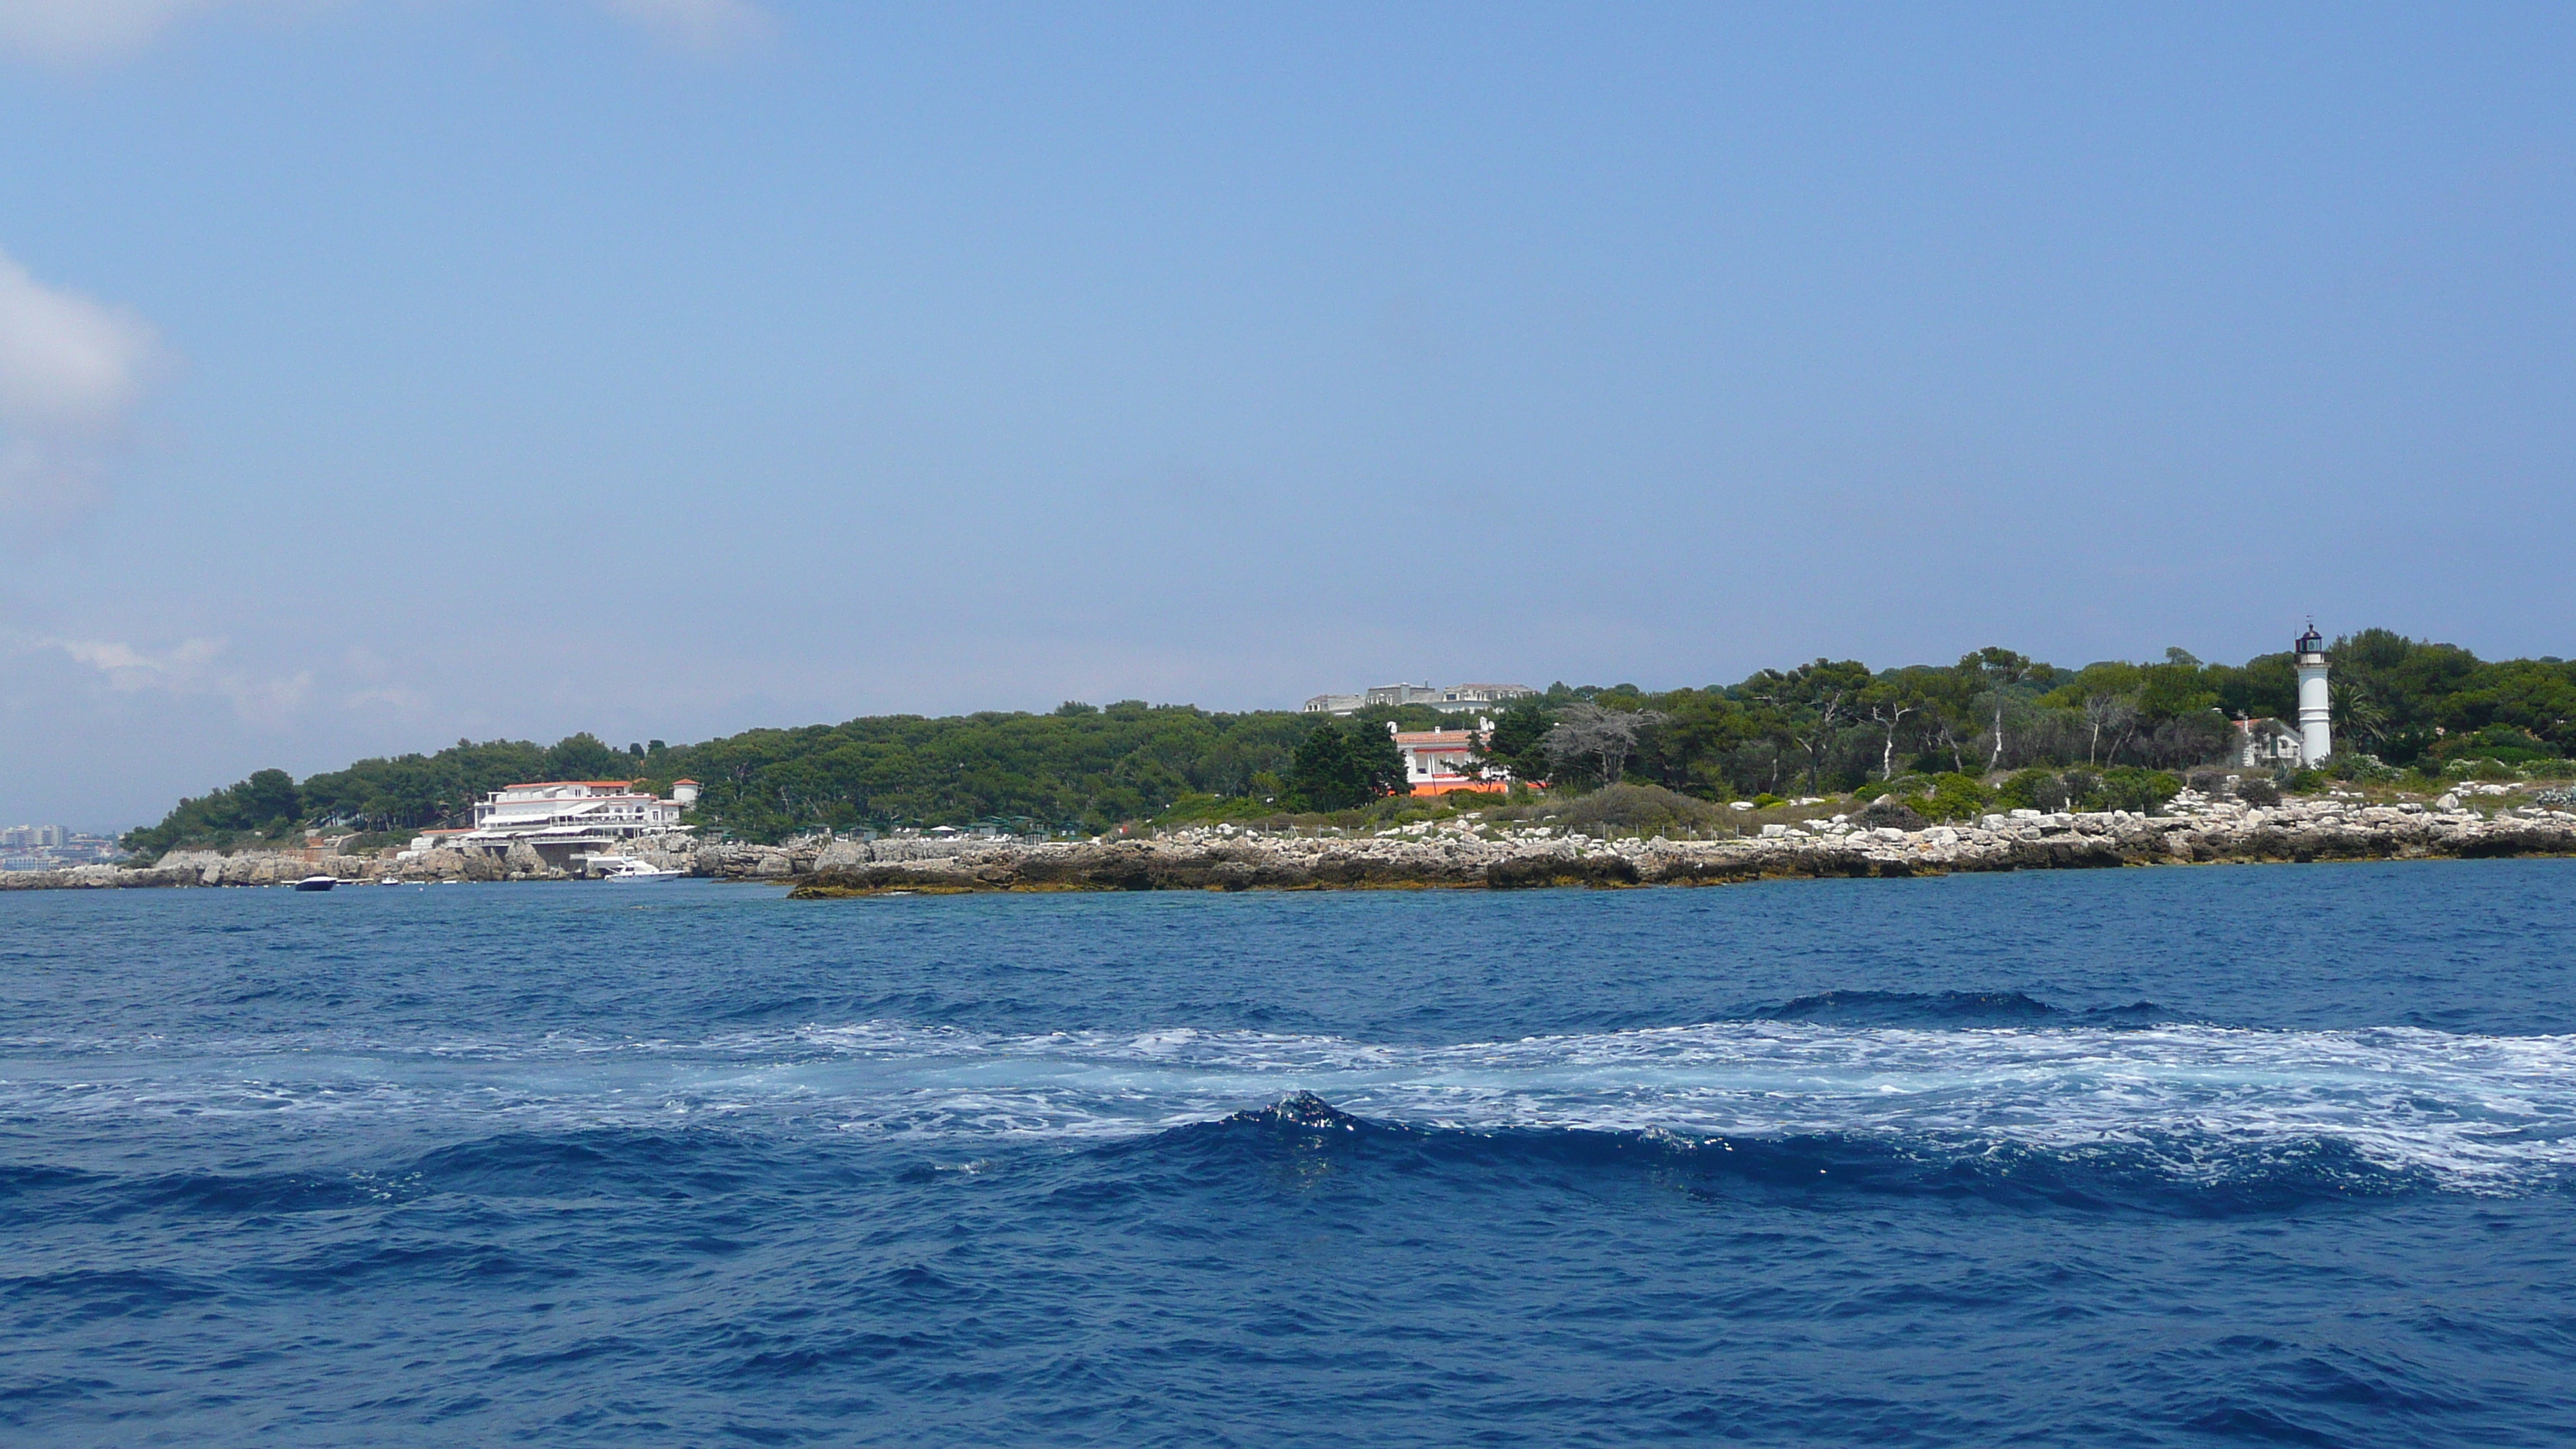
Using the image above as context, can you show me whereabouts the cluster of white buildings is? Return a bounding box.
[1,824,120,871]
[1303,681,1536,715]
[408,778,701,868]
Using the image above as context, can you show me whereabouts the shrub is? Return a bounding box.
[2328,753,2401,783]
[1153,793,1289,827]
[1551,783,1728,837]
[2427,725,2557,769]
[2280,769,2327,795]
[2184,767,2228,796]
[2236,777,2282,807]
[1916,772,1992,823]
[1856,796,1926,830]
[2098,766,2184,814]
[2061,769,2102,809]
[1994,768,2062,812]
[1751,793,1784,809]
[1993,769,2043,810]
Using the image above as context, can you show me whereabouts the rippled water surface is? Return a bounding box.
[5,862,2574,1445]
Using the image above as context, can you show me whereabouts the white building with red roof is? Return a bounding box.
[1391,721,1510,796]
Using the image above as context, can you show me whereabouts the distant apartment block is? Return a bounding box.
[0,826,122,869]
[1303,681,1537,715]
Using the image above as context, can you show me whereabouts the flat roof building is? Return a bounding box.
[433,780,695,865]
[1304,682,1538,715]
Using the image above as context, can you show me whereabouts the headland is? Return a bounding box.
[11,786,2572,895]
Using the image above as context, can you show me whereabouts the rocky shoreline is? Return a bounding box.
[17,790,2571,896]
[783,791,2576,894]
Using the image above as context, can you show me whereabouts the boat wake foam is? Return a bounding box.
[5,1013,2574,1193]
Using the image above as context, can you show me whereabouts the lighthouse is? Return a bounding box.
[2293,623,2331,766]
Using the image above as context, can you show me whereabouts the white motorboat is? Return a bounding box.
[294,875,337,892]
[594,856,684,882]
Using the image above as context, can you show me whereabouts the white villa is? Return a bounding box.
[1392,721,1509,796]
[1305,682,1537,715]
[415,778,701,865]
[2232,718,2308,769]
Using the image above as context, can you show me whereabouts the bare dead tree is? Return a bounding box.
[1867,700,1917,781]
[2082,691,2138,767]
[1543,704,1666,789]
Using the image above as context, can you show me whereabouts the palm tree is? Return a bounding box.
[2331,677,2392,752]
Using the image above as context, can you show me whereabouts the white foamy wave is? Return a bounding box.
[4,1020,2573,1189]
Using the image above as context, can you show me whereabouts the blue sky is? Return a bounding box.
[3,2,2573,828]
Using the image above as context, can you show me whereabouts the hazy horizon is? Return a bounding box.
[6,2,2574,829]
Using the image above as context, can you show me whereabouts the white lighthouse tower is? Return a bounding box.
[2293,622,2331,766]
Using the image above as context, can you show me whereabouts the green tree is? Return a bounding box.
[2440,660,2576,752]
[1860,669,1942,782]
[1745,658,1872,793]
[1632,688,1756,796]
[1958,646,2039,772]
[235,769,302,827]
[543,733,629,781]
[1468,699,1557,786]
[1286,721,1406,810]
[1914,772,1992,822]
[2097,766,2184,814]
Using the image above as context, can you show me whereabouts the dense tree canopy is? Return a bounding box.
[1285,720,1407,810]
[121,630,2573,856]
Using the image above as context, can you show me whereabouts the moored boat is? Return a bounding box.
[294,875,338,892]
[594,857,684,882]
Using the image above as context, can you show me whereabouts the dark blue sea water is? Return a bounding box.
[5,862,2574,1446]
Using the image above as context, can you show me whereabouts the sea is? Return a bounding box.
[3,861,2574,1447]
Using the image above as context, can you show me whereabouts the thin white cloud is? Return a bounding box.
[0,0,772,63]
[39,634,314,724]
[0,0,222,64]
[47,634,227,686]
[0,250,159,431]
[0,248,163,543]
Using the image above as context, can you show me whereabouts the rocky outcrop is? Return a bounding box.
[11,796,2573,893]
[779,794,2576,896]
[2,848,373,890]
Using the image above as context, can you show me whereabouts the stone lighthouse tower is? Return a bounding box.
[2293,622,2331,766]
